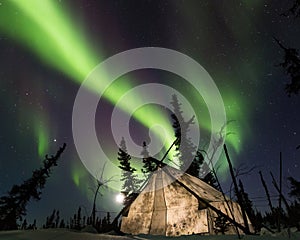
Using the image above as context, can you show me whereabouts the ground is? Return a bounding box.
[0,229,299,240]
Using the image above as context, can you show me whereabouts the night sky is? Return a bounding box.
[0,0,299,226]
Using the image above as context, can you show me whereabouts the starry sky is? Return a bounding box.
[0,0,299,225]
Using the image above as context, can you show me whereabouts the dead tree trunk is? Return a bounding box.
[270,171,291,237]
[270,172,291,213]
[278,152,282,232]
[91,182,102,226]
[224,144,250,234]
[259,171,274,212]
[90,162,114,228]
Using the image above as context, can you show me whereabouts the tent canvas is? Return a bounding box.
[120,165,253,236]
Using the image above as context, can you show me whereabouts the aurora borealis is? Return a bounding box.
[0,0,299,224]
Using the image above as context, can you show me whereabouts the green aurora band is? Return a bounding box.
[35,120,49,158]
[0,1,246,189]
[0,0,174,150]
[33,114,49,158]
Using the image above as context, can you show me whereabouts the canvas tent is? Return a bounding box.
[120,165,253,236]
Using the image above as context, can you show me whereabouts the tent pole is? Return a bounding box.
[160,138,179,162]
[224,144,250,233]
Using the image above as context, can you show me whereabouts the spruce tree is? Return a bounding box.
[141,141,156,174]
[55,210,60,228]
[238,180,255,226]
[288,177,300,200]
[47,209,56,228]
[274,38,300,96]
[214,214,230,234]
[59,219,65,228]
[187,150,204,178]
[21,219,27,230]
[76,207,81,230]
[193,150,219,190]
[201,171,219,190]
[118,138,142,203]
[0,143,66,230]
[106,212,111,225]
[170,94,220,188]
[170,94,197,173]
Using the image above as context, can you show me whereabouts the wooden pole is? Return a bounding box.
[224,144,250,234]
[278,152,282,232]
[270,171,291,238]
[160,138,179,162]
[270,172,291,214]
[259,171,274,213]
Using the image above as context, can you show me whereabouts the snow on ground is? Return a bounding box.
[0,229,299,240]
[0,229,131,240]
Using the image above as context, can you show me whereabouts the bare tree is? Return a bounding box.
[228,164,259,200]
[89,162,115,226]
[259,171,274,213]
[201,122,243,237]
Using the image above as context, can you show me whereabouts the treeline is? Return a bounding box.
[42,208,113,233]
[255,174,300,232]
[19,207,114,233]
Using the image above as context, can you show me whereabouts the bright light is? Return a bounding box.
[115,193,125,203]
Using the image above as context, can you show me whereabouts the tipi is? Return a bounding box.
[120,163,253,236]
